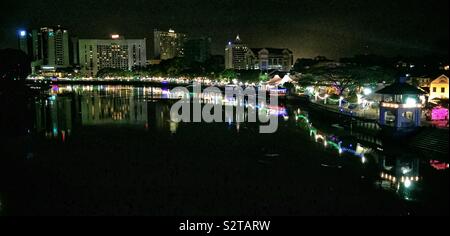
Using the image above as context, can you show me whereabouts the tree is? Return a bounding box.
[302,64,395,96]
[0,49,31,81]
[238,70,261,83]
[282,82,296,95]
[220,69,237,81]
[259,73,269,82]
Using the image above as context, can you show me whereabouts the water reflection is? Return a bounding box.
[32,85,447,204]
[292,108,443,202]
[36,85,287,138]
[0,195,3,215]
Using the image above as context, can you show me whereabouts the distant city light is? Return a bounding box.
[306,86,314,94]
[404,179,412,188]
[363,88,372,95]
[19,30,26,37]
[405,97,417,106]
[111,34,120,39]
[169,29,175,33]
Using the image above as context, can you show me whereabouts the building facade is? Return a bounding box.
[18,30,32,56]
[184,37,211,63]
[79,36,147,77]
[429,75,449,100]
[38,26,70,67]
[17,26,72,74]
[153,29,187,60]
[225,35,249,70]
[245,48,293,72]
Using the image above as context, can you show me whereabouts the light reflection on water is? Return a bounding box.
[0,195,3,215]
[34,85,448,203]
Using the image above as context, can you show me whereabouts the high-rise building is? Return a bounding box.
[70,36,79,66]
[153,29,187,60]
[184,37,211,63]
[245,48,294,72]
[225,35,249,70]
[40,26,70,67]
[17,29,32,56]
[17,26,72,74]
[79,35,147,77]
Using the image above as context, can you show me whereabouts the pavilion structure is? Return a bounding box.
[376,80,427,131]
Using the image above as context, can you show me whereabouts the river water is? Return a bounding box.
[0,84,448,215]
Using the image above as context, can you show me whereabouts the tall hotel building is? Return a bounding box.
[79,35,147,77]
[17,26,71,72]
[225,35,249,70]
[153,29,187,60]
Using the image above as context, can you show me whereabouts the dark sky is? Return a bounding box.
[1,0,448,59]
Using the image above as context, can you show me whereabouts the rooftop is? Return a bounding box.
[376,82,427,95]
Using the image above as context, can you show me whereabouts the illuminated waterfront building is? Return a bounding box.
[377,80,427,130]
[17,26,72,74]
[429,75,449,100]
[153,29,187,60]
[225,35,249,70]
[79,35,147,77]
[245,48,293,72]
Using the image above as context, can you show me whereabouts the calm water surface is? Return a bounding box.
[0,84,448,215]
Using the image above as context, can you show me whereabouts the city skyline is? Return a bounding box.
[1,0,448,60]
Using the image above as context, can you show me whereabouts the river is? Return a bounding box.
[0,84,448,215]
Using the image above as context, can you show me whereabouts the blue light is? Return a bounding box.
[19,30,26,37]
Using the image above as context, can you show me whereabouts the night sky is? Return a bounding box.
[1,0,448,59]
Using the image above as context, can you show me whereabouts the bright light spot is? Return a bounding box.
[111,34,120,39]
[404,179,412,188]
[19,30,26,37]
[363,88,372,95]
[361,156,366,164]
[405,98,417,106]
